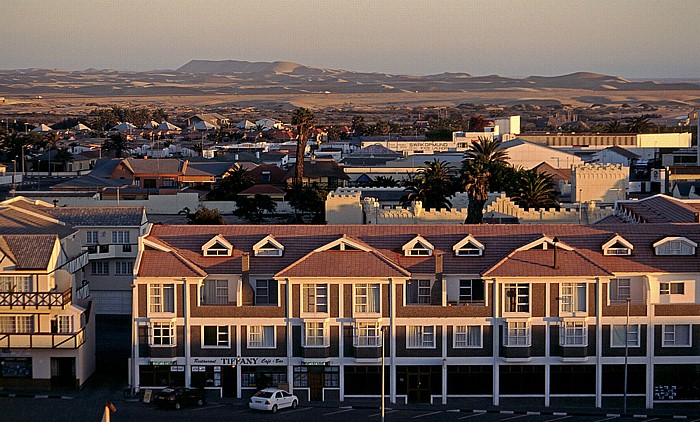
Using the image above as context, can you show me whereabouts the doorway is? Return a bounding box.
[222,366,236,397]
[51,357,76,389]
[397,366,440,404]
[308,367,324,401]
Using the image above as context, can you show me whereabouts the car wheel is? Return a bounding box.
[197,398,204,406]
[292,400,298,409]
[271,404,278,414]
[174,402,181,410]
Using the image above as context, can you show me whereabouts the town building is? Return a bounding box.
[132,224,700,408]
[519,133,692,150]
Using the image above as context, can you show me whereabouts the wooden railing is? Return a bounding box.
[0,328,85,349]
[0,288,71,309]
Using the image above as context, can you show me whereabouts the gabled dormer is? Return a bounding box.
[253,235,284,257]
[516,235,573,252]
[316,235,370,252]
[402,235,434,257]
[453,235,485,256]
[602,234,633,256]
[653,236,697,256]
[201,234,233,257]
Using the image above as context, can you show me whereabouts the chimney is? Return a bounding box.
[552,237,559,269]
[241,252,254,305]
[435,252,444,305]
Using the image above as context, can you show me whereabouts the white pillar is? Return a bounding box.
[183,278,191,388]
[389,278,397,404]
[236,325,242,399]
[595,277,602,408]
[492,278,500,406]
[645,276,654,409]
[285,279,293,395]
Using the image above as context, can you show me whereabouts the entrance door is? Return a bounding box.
[222,366,236,397]
[51,358,76,389]
[308,367,324,401]
[407,371,432,403]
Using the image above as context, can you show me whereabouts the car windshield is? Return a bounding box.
[160,388,175,393]
[254,391,274,398]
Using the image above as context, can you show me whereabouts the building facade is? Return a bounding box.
[132,224,700,409]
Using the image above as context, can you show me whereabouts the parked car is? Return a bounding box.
[249,388,298,413]
[153,387,205,410]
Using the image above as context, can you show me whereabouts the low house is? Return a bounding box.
[283,158,349,189]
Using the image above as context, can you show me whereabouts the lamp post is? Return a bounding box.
[11,159,16,196]
[623,297,631,413]
[381,325,388,422]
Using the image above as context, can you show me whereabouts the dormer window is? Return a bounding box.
[602,235,633,256]
[202,235,233,257]
[316,236,370,252]
[402,235,434,257]
[453,235,484,257]
[253,235,284,257]
[653,237,697,256]
[517,236,573,252]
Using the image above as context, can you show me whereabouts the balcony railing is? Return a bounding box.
[84,243,136,258]
[0,288,71,309]
[0,328,85,349]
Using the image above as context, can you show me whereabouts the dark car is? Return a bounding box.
[153,387,205,410]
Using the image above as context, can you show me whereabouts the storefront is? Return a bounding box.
[139,363,185,387]
[293,364,340,401]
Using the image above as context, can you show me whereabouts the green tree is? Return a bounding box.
[0,132,29,163]
[369,175,399,187]
[187,207,226,225]
[292,108,315,186]
[351,115,366,136]
[207,166,254,200]
[53,148,74,173]
[461,137,510,224]
[233,194,277,224]
[604,120,625,133]
[287,183,326,223]
[512,169,557,208]
[102,133,130,158]
[469,115,489,132]
[400,159,456,210]
[627,116,653,133]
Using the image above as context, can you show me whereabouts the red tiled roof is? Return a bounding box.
[138,249,206,277]
[276,250,409,278]
[484,249,611,277]
[617,195,700,223]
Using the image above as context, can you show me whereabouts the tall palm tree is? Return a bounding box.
[604,120,625,133]
[461,137,510,224]
[400,159,455,209]
[627,116,653,134]
[512,169,557,209]
[103,133,129,158]
[53,148,73,173]
[43,132,61,175]
[292,108,314,186]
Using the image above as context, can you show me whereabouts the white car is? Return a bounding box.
[249,388,298,413]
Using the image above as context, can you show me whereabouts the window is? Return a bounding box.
[0,315,34,333]
[504,283,529,313]
[303,284,328,313]
[248,326,275,348]
[604,241,631,256]
[560,283,587,313]
[559,321,588,346]
[91,261,109,275]
[663,325,691,347]
[151,321,175,346]
[354,322,382,347]
[406,279,431,304]
[255,241,282,256]
[660,282,685,295]
[203,326,228,347]
[355,283,380,314]
[204,243,229,256]
[303,322,328,347]
[0,276,31,292]
[504,321,530,346]
[255,279,278,305]
[610,279,631,303]
[407,242,431,256]
[454,325,482,348]
[115,261,134,275]
[611,324,640,347]
[57,316,72,333]
[112,230,130,244]
[149,284,175,313]
[407,325,435,348]
[455,243,483,256]
[86,230,98,244]
[459,279,485,304]
[201,279,228,305]
[261,171,271,182]
[669,241,682,255]
[162,177,178,187]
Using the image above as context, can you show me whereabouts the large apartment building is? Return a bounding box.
[132,224,700,409]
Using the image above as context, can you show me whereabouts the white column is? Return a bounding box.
[595,277,602,408]
[236,324,242,399]
[492,278,500,406]
[544,282,550,407]
[645,275,654,409]
[183,278,191,388]
[131,282,139,390]
[389,278,397,404]
[285,278,293,394]
[442,322,448,404]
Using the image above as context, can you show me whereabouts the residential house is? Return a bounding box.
[283,158,349,189]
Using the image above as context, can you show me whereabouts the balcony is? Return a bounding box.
[0,288,71,309]
[84,243,136,259]
[0,328,85,349]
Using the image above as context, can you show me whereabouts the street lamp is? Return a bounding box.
[623,297,631,413]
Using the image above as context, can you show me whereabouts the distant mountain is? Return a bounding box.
[0,61,698,97]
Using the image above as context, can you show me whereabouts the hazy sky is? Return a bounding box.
[1,0,698,78]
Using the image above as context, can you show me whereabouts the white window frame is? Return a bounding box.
[202,325,229,348]
[504,321,531,347]
[453,325,482,348]
[248,325,276,348]
[204,244,230,256]
[255,279,277,306]
[611,324,640,348]
[302,284,328,314]
[354,322,382,347]
[150,321,175,346]
[662,324,691,347]
[559,320,588,346]
[91,261,109,275]
[115,261,134,275]
[0,315,34,333]
[149,284,175,314]
[458,279,486,304]
[660,282,685,295]
[0,276,31,292]
[416,279,431,304]
[112,230,130,244]
[407,242,432,257]
[354,283,380,315]
[86,230,98,244]
[303,321,329,347]
[57,315,72,333]
[560,283,587,314]
[406,325,435,349]
[201,279,229,305]
[503,283,530,314]
[610,278,631,303]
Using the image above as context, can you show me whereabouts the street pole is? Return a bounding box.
[381,326,386,422]
[623,297,630,413]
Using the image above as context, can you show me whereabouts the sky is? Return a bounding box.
[0,0,698,79]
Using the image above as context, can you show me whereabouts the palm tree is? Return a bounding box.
[103,133,129,158]
[627,116,653,134]
[43,132,61,175]
[291,108,314,186]
[53,148,73,173]
[369,175,398,188]
[400,159,455,210]
[512,169,557,209]
[208,166,254,200]
[604,120,625,133]
[461,137,510,224]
